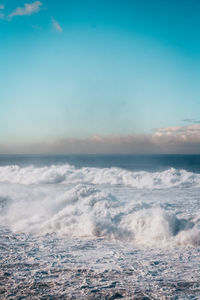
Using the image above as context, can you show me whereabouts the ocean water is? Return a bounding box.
[0,154,200,299]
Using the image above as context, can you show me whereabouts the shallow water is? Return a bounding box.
[0,155,200,299]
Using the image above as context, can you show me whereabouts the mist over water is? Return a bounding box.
[1,155,200,298]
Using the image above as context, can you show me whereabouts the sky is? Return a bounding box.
[0,0,200,154]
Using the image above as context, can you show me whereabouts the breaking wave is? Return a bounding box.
[0,184,200,247]
[0,164,200,188]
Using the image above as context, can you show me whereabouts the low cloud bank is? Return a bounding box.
[1,124,200,154]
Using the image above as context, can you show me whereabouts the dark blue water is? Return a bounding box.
[0,154,200,172]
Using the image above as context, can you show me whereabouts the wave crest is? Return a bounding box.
[1,184,200,247]
[0,164,200,188]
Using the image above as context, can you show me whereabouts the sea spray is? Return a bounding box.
[0,182,199,246]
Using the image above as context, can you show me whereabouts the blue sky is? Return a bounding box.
[0,0,200,153]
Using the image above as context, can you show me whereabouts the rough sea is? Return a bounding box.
[0,154,200,299]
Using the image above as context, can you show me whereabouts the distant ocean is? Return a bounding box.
[1,154,200,299]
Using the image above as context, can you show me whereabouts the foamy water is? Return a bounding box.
[1,158,200,298]
[0,164,200,188]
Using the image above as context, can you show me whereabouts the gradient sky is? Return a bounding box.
[0,0,200,152]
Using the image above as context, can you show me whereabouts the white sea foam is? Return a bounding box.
[0,164,199,188]
[1,160,200,299]
[0,183,199,247]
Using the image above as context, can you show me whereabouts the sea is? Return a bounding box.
[0,154,200,299]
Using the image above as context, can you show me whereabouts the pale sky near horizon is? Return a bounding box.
[0,0,200,153]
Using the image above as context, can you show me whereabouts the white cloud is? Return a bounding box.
[151,124,200,153]
[52,17,62,32]
[9,1,42,18]
[153,124,200,138]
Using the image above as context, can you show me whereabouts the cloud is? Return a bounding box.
[9,1,42,18]
[154,124,200,137]
[52,17,62,32]
[151,124,200,153]
[0,135,159,155]
[182,118,200,124]
[2,124,200,155]
[0,4,4,19]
